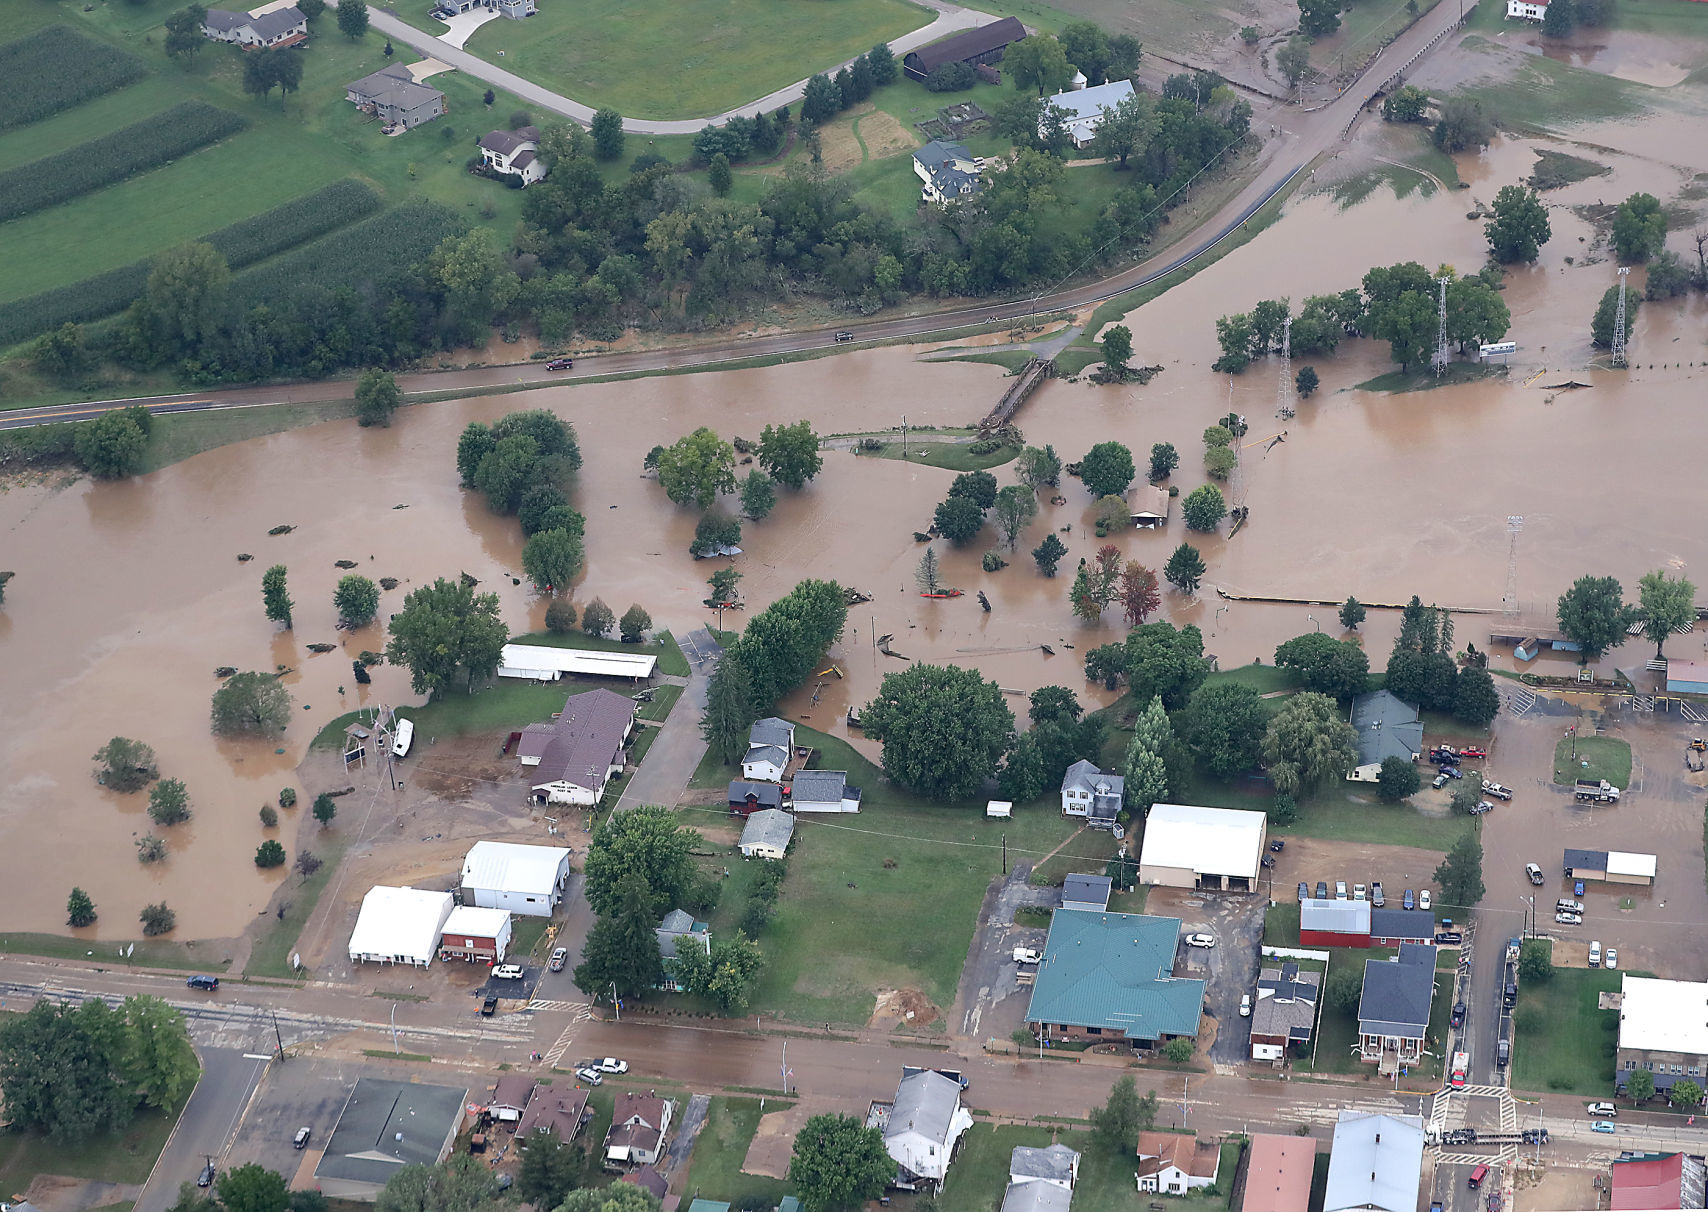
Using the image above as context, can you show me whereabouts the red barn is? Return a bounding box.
[1299,899,1372,948]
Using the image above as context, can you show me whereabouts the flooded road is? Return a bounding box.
[3,134,1706,938]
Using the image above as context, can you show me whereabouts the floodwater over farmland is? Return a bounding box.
[3,134,1706,937]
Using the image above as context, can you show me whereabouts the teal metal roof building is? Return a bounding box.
[1024,911,1204,1046]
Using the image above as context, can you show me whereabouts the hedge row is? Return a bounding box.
[0,421,79,470]
[228,198,467,311]
[0,26,148,131]
[0,178,384,349]
[0,101,247,224]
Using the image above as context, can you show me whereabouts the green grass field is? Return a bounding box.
[1511,964,1620,1095]
[1553,735,1632,787]
[1452,34,1653,129]
[0,1094,186,1190]
[701,726,1089,1024]
[682,1097,793,1207]
[246,838,346,978]
[400,0,932,120]
[0,931,228,972]
[0,6,532,321]
[1308,0,1443,76]
[942,1124,1239,1212]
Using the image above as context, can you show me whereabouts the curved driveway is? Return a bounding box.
[2,0,1469,433]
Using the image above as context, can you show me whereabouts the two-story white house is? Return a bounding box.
[912,140,984,205]
[478,126,547,185]
[202,6,308,49]
[1060,759,1123,829]
[742,717,794,782]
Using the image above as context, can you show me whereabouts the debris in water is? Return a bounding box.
[1540,380,1592,390]
[236,553,253,562]
[977,590,991,612]
[307,643,337,654]
[392,504,408,510]
[912,532,932,542]
[460,572,479,588]
[334,560,358,569]
[512,577,521,586]
[214,666,237,678]
[268,525,294,536]
[1040,644,1055,655]
[357,650,383,667]
[379,578,399,590]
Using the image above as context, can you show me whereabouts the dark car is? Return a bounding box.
[1297,882,1310,903]
[198,1163,216,1188]
[1315,880,1328,899]
[1269,839,1285,852]
[1451,1002,1466,1028]
[186,974,219,991]
[834,331,854,343]
[1402,888,1416,910]
[1436,931,1464,945]
[294,1127,311,1149]
[1261,854,1275,868]
[545,357,574,370]
[481,995,498,1016]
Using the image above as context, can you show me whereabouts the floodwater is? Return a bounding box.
[1530,29,1699,88]
[3,132,1707,937]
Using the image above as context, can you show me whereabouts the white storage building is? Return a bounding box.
[461,841,572,917]
[348,886,456,968]
[1137,803,1267,892]
[497,643,656,682]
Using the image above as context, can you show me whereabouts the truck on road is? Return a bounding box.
[1575,778,1621,803]
[1450,1051,1469,1088]
[1506,937,1522,962]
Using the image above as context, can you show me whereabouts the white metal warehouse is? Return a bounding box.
[347,886,456,968]
[1137,803,1267,891]
[496,643,656,682]
[461,840,572,916]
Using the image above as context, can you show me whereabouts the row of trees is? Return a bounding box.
[255,565,383,631]
[648,421,822,548]
[457,410,587,593]
[1557,569,1696,662]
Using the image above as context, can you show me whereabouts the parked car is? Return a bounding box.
[1353,883,1367,901]
[1586,1102,1617,1117]
[1525,863,1544,885]
[545,357,574,370]
[1270,839,1285,852]
[1557,899,1584,914]
[1451,1002,1466,1028]
[834,331,854,343]
[1013,947,1043,964]
[1185,933,1216,949]
[549,947,568,972]
[1589,940,1603,967]
[1442,766,1464,779]
[1335,881,1348,900]
[1261,854,1275,868]
[1371,882,1385,907]
[1606,947,1618,969]
[493,964,525,980]
[481,996,498,1016]
[1431,773,1450,789]
[1575,879,1586,897]
[1435,931,1464,945]
[1468,1164,1488,1189]
[1460,746,1488,758]
[1591,1121,1616,1134]
[197,1163,216,1188]
[574,1067,604,1085]
[294,1127,311,1149]
[1239,994,1251,1017]
[1484,781,1512,800]
[1554,911,1582,925]
[186,974,219,991]
[1297,882,1310,903]
[595,1057,629,1073]
[1403,888,1415,910]
[1316,880,1329,899]
[1419,890,1432,911]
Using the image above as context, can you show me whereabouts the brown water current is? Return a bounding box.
[3,137,1707,937]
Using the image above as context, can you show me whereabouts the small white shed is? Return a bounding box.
[986,800,1013,819]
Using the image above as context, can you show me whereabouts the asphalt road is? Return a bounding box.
[136,1047,270,1212]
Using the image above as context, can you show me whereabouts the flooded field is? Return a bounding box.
[3,132,1706,938]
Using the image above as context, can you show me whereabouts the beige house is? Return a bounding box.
[1135,1133,1220,1194]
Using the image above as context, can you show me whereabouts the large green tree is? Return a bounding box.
[1432,95,1494,153]
[1484,184,1552,264]
[1453,666,1500,728]
[1079,441,1135,500]
[517,1128,579,1209]
[591,107,625,160]
[1298,0,1340,36]
[1016,444,1063,493]
[701,650,758,765]
[1164,542,1206,593]
[991,484,1039,549]
[522,527,585,591]
[1261,691,1358,797]
[1123,695,1172,813]
[261,564,292,629]
[355,368,402,428]
[1005,34,1074,95]
[758,420,824,489]
[1591,283,1641,348]
[574,872,666,1001]
[1612,192,1667,263]
[1090,1076,1155,1152]
[658,427,738,509]
[335,0,367,37]
[788,1113,896,1212]
[556,1186,661,1212]
[1274,632,1370,700]
[210,671,293,736]
[1556,574,1638,662]
[93,736,159,793]
[334,575,380,628]
[384,577,509,695]
[374,1155,507,1212]
[144,241,229,355]
[74,407,152,479]
[583,805,701,918]
[1177,681,1266,779]
[668,931,766,1013]
[1434,830,1485,908]
[1180,484,1227,533]
[1124,621,1209,709]
[861,664,1016,801]
[1090,93,1158,169]
[217,1164,289,1212]
[1445,277,1512,352]
[1638,569,1696,659]
[0,998,134,1142]
[1376,755,1421,802]
[164,5,208,59]
[934,494,986,546]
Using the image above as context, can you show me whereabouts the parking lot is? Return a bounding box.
[1265,835,1456,919]
[1146,887,1267,1064]
[223,1055,420,1188]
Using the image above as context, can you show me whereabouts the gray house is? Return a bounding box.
[202,6,307,48]
[346,63,447,130]
[792,769,861,813]
[1356,943,1437,1071]
[1348,690,1423,782]
[1060,760,1123,829]
[742,716,795,782]
[912,140,983,205]
[1060,874,1112,913]
[739,808,795,860]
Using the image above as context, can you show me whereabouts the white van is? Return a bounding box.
[1589,940,1602,967]
[1335,881,1348,900]
[392,717,414,758]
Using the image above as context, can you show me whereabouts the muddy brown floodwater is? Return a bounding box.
[2,131,1706,938]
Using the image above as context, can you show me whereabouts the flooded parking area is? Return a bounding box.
[3,131,1707,938]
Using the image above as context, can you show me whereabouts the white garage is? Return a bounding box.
[1138,803,1267,892]
[461,840,572,917]
[348,886,456,968]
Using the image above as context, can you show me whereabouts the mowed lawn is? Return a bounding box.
[454,0,933,119]
[0,7,530,308]
[942,1124,1242,1212]
[1512,964,1621,1096]
[705,727,1091,1025]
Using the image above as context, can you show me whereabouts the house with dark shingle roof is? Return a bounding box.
[791,769,860,813]
[313,1078,468,1200]
[1024,910,1203,1049]
[1348,690,1423,782]
[202,6,307,48]
[478,125,545,185]
[522,688,636,806]
[604,1091,673,1169]
[912,140,983,205]
[346,62,447,131]
[739,808,795,859]
[1250,963,1319,1062]
[516,1085,590,1145]
[728,779,784,815]
[1060,760,1123,829]
[1357,943,1437,1070]
[1060,874,1112,913]
[1010,1143,1079,1189]
[743,717,795,781]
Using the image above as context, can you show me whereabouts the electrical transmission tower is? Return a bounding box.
[1502,515,1524,616]
[1431,276,1451,375]
[1276,315,1295,418]
[1611,267,1631,367]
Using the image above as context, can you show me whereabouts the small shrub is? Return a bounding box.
[982,551,1007,572]
[295,850,323,878]
[255,839,287,868]
[260,805,279,828]
[279,787,298,808]
[140,902,176,936]
[148,778,192,826]
[137,835,167,863]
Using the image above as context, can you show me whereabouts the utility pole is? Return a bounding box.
[272,1010,286,1060]
[1611,267,1630,367]
[612,981,621,1021]
[1431,276,1451,375]
[1002,833,1007,876]
[1502,515,1524,616]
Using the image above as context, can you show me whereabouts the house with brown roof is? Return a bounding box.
[517,1085,591,1145]
[1239,1134,1314,1212]
[902,17,1025,80]
[520,688,636,806]
[478,126,546,186]
[1135,1133,1219,1195]
[620,1166,670,1200]
[488,1074,535,1124]
[604,1091,674,1169]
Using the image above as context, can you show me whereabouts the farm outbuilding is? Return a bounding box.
[1564,847,1657,886]
[739,809,795,859]
[902,16,1025,80]
[497,643,656,682]
[461,841,572,916]
[1137,803,1266,891]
